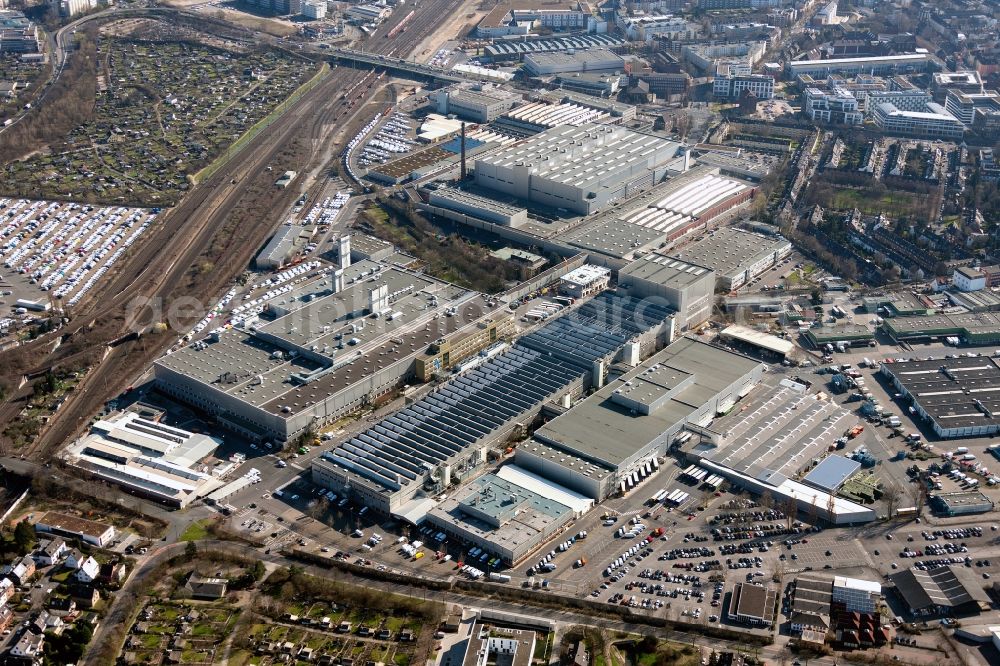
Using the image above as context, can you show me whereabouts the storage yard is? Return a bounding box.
[0,199,157,315]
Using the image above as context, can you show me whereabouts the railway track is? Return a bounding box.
[15,0,469,460]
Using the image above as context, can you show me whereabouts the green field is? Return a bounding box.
[817,186,932,221]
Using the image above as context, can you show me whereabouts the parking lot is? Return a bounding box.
[0,199,157,316]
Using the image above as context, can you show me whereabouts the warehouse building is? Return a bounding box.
[787,53,930,79]
[719,325,794,359]
[881,312,1000,344]
[432,85,522,123]
[803,455,862,495]
[889,565,991,617]
[618,254,716,331]
[523,49,626,77]
[427,187,529,227]
[154,261,507,444]
[345,4,392,23]
[880,356,1000,438]
[516,337,765,500]
[312,290,676,518]
[688,385,877,524]
[668,227,791,290]
[474,123,682,215]
[931,491,995,516]
[561,171,757,260]
[256,224,308,270]
[804,324,875,349]
[484,34,625,63]
[63,410,224,507]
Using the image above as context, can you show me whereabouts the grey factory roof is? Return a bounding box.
[803,455,862,494]
[534,337,763,469]
[947,288,1000,312]
[257,224,305,266]
[882,311,1000,336]
[669,227,790,278]
[883,357,1000,431]
[428,186,528,216]
[792,575,834,616]
[320,345,585,493]
[705,385,855,480]
[156,265,502,416]
[428,473,573,555]
[518,291,675,369]
[485,34,624,58]
[889,565,990,611]
[619,254,715,290]
[476,123,679,190]
[523,48,625,72]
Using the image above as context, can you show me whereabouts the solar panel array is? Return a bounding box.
[519,293,674,369]
[321,345,584,492]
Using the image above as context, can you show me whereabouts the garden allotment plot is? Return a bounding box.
[1,26,314,205]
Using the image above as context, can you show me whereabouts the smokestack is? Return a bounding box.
[460,122,467,181]
[683,147,691,173]
[339,235,351,270]
[333,268,344,293]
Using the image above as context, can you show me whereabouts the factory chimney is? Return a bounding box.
[683,146,691,173]
[333,268,344,293]
[339,235,352,270]
[460,122,467,181]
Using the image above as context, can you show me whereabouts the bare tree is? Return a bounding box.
[883,483,901,520]
[782,497,797,531]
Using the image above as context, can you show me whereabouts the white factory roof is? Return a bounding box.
[561,264,610,287]
[720,325,794,355]
[451,63,515,81]
[494,464,594,516]
[833,575,881,595]
[651,174,749,217]
[419,114,464,141]
[504,101,607,128]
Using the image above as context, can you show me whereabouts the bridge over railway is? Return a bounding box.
[327,48,485,84]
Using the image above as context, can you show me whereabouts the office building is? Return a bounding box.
[932,71,983,102]
[803,86,863,124]
[0,10,40,53]
[864,89,932,114]
[713,74,774,100]
[559,265,611,299]
[668,227,791,291]
[953,266,987,292]
[945,90,1000,126]
[729,583,777,625]
[460,623,536,666]
[872,102,965,140]
[523,49,626,77]
[832,576,881,614]
[787,53,930,79]
[684,42,767,75]
[880,356,1000,438]
[473,123,681,215]
[618,254,716,330]
[432,85,521,123]
[301,1,326,19]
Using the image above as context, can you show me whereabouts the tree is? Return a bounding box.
[252,559,266,581]
[13,520,34,555]
[882,483,901,520]
[184,540,197,561]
